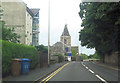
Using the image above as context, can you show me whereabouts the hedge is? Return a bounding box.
[54,54,64,63]
[35,45,48,53]
[1,40,38,76]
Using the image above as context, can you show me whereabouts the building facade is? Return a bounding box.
[1,0,33,45]
[1,0,40,46]
[60,24,71,54]
[30,8,40,46]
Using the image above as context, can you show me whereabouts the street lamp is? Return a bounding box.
[48,0,50,67]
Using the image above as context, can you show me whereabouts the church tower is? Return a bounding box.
[60,24,71,46]
[60,24,71,53]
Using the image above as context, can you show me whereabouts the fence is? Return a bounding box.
[38,52,48,68]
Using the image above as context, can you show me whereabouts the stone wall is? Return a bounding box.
[60,36,71,46]
[50,42,64,56]
[104,52,119,66]
[50,56,58,63]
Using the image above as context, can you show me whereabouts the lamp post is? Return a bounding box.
[48,0,50,67]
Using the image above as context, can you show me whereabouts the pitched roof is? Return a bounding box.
[61,24,70,36]
[26,7,34,17]
[30,8,40,16]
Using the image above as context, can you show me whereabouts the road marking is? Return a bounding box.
[82,62,108,82]
[41,64,67,82]
[83,65,85,67]
[96,75,107,83]
[44,67,63,83]
[81,62,85,67]
[85,66,88,69]
[41,69,60,82]
[40,62,69,83]
[88,69,94,74]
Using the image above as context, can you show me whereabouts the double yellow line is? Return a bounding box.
[40,62,69,83]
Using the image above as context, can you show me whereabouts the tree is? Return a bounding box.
[0,21,20,43]
[79,2,120,56]
[0,5,20,43]
[71,48,78,56]
[80,53,88,59]
[88,53,100,59]
[35,45,48,53]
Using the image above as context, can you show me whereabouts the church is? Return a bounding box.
[50,24,79,61]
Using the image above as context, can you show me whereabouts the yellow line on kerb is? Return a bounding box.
[40,62,69,83]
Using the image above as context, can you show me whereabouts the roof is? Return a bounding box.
[26,7,34,17]
[30,8,40,16]
[61,24,70,36]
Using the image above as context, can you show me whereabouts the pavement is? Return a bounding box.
[2,61,67,82]
[92,61,120,71]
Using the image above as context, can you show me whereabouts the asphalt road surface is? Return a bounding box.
[43,61,119,82]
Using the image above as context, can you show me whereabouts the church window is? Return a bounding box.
[64,39,67,44]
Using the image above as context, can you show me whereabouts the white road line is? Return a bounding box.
[81,62,85,66]
[85,66,88,69]
[88,69,94,74]
[96,75,107,83]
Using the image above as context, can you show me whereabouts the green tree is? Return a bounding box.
[71,48,78,56]
[88,53,100,59]
[80,53,88,59]
[0,5,20,43]
[35,45,48,53]
[1,21,20,43]
[79,2,119,56]
[54,54,64,63]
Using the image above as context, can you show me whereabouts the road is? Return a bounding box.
[41,61,119,82]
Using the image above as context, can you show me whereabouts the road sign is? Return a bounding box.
[67,53,71,56]
[65,48,68,52]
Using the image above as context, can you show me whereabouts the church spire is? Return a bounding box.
[61,24,70,36]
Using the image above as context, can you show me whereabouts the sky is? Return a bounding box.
[23,0,95,55]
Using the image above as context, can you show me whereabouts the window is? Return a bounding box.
[64,39,67,44]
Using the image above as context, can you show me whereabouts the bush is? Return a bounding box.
[54,54,64,63]
[35,45,48,53]
[1,40,38,76]
[80,54,88,59]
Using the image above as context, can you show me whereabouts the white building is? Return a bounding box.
[1,0,33,45]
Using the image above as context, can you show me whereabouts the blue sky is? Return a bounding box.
[23,0,95,55]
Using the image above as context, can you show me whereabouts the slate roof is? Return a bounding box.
[61,24,70,36]
[26,7,34,17]
[30,8,40,16]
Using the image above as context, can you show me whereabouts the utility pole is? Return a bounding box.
[48,0,50,67]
